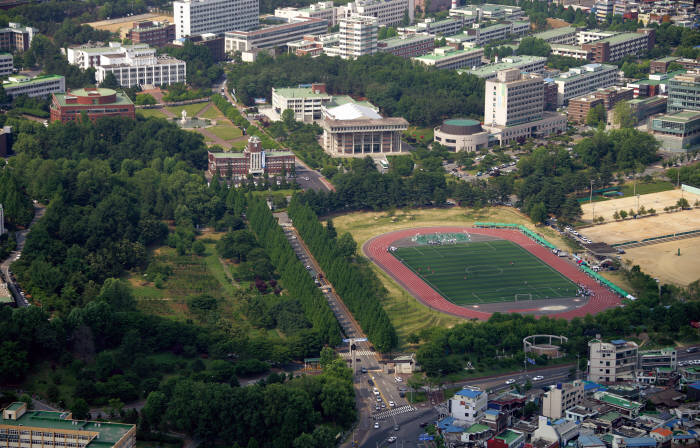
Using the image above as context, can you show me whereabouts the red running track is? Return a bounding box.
[363,227,623,320]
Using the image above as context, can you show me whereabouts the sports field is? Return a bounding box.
[392,240,579,304]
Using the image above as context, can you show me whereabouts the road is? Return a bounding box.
[0,204,45,307]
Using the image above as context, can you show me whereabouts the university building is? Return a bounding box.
[321,101,408,157]
[0,22,37,52]
[224,17,327,53]
[126,20,176,47]
[0,402,136,448]
[553,63,619,106]
[173,0,259,39]
[338,15,377,59]
[207,136,295,178]
[2,75,65,99]
[377,34,434,58]
[50,88,135,123]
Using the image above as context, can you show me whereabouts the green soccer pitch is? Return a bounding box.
[392,240,579,305]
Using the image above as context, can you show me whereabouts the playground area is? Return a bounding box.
[86,13,174,38]
[579,208,700,245]
[581,189,700,222]
[624,237,700,286]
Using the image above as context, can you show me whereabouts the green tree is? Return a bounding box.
[612,101,637,128]
[529,202,548,224]
[517,37,551,57]
[0,342,29,383]
[677,197,690,209]
[619,209,628,219]
[71,398,90,420]
[586,103,606,127]
[97,278,135,310]
[192,240,206,256]
[320,346,337,367]
[99,72,120,90]
[336,232,357,258]
[134,94,157,105]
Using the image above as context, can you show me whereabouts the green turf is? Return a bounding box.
[392,240,578,304]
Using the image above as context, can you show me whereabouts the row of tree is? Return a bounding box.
[246,193,343,346]
[288,198,398,352]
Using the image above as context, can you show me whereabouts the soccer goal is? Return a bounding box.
[514,293,533,301]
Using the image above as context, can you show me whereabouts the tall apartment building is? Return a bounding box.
[339,15,377,59]
[225,17,327,52]
[339,0,415,26]
[483,69,567,145]
[126,20,176,47]
[2,75,65,98]
[412,45,483,70]
[553,63,619,106]
[0,402,136,448]
[667,71,700,113]
[377,34,434,58]
[173,0,259,39]
[588,338,639,383]
[542,381,584,419]
[0,23,37,52]
[448,387,488,425]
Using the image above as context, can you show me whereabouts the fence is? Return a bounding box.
[474,222,631,299]
[682,184,700,197]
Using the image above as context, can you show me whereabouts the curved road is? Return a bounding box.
[1,204,45,306]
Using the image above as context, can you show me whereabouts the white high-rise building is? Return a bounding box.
[483,68,567,145]
[173,0,259,39]
[339,0,414,27]
[339,15,377,59]
[485,69,544,127]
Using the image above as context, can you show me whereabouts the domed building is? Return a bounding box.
[433,118,490,152]
[50,88,135,123]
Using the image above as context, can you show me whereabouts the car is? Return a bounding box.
[389,401,395,407]
[381,403,386,409]
[361,367,367,374]
[305,265,312,270]
[368,379,374,386]
[377,396,382,402]
[687,347,698,353]
[419,422,429,428]
[374,422,380,429]
[505,379,516,385]
[393,424,399,431]
[387,436,397,443]
[375,404,380,410]
[533,375,544,381]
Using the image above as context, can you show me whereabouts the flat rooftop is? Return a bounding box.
[655,111,700,123]
[461,55,545,77]
[273,86,330,98]
[533,26,577,40]
[553,64,618,82]
[414,46,482,61]
[53,90,134,107]
[378,34,432,48]
[496,429,522,444]
[594,32,646,45]
[3,74,64,88]
[1,407,134,448]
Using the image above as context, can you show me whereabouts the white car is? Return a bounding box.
[387,436,397,443]
[533,375,544,381]
[505,379,516,385]
[374,422,380,429]
[395,377,403,382]
[389,401,395,407]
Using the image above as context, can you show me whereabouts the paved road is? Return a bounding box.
[1,204,45,307]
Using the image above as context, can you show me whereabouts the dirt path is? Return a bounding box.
[218,257,239,287]
[196,103,215,118]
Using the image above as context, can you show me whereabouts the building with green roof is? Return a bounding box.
[271,83,373,122]
[532,26,578,44]
[2,74,65,98]
[458,55,546,80]
[50,88,135,123]
[582,29,653,63]
[593,391,642,417]
[649,110,700,153]
[412,45,484,70]
[1,402,135,448]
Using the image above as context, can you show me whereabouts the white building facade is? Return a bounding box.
[173,0,259,39]
[553,63,619,106]
[339,15,377,59]
[339,0,415,26]
[588,338,639,383]
[448,388,488,426]
[542,381,584,420]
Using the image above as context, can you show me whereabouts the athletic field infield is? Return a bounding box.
[392,240,579,305]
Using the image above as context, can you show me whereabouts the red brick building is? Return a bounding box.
[127,21,175,47]
[50,88,135,123]
[568,94,604,124]
[207,136,295,178]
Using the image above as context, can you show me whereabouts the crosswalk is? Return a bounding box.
[340,350,375,357]
[373,405,416,420]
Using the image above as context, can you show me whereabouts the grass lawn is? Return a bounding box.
[619,180,674,197]
[404,126,434,143]
[393,240,578,304]
[165,102,209,118]
[137,108,169,119]
[208,124,243,141]
[230,139,249,150]
[200,105,224,120]
[21,362,78,406]
[331,207,574,345]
